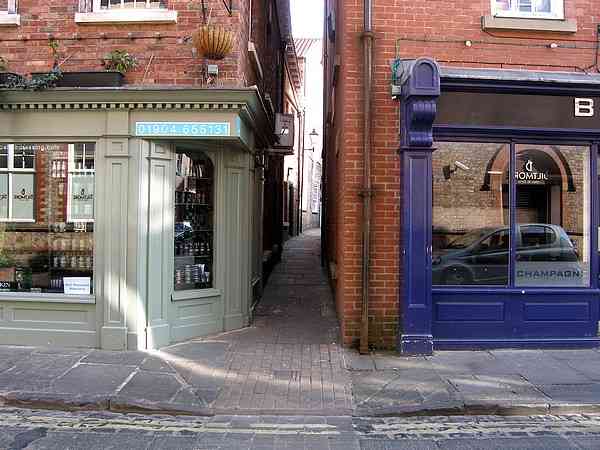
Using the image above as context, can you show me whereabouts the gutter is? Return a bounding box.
[359,0,374,354]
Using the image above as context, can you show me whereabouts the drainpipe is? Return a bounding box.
[359,0,374,354]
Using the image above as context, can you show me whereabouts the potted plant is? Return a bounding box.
[33,43,138,88]
[0,57,25,87]
[56,49,138,87]
[192,9,235,61]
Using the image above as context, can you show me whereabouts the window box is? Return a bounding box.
[32,71,124,88]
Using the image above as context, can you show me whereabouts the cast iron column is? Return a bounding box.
[396,58,440,356]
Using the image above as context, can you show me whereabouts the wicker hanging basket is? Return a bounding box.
[192,25,235,60]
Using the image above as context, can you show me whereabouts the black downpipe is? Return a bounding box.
[359,0,374,354]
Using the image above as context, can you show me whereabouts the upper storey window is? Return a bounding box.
[96,0,167,10]
[493,0,564,19]
[76,0,177,24]
[0,0,20,26]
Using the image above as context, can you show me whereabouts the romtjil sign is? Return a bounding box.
[515,159,549,184]
[436,92,600,129]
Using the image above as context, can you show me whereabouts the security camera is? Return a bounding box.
[454,161,470,171]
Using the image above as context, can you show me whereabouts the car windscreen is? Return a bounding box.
[446,228,495,249]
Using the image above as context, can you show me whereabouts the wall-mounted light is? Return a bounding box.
[443,161,470,180]
[465,40,473,47]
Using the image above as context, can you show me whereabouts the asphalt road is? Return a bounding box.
[1,408,600,449]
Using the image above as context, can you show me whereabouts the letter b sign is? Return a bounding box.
[575,98,595,117]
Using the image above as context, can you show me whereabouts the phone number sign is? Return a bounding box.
[135,122,231,137]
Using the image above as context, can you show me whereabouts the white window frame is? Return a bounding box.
[492,0,564,20]
[0,0,20,26]
[0,144,36,223]
[76,0,177,24]
[67,144,95,224]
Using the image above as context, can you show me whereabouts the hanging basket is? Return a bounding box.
[192,25,235,60]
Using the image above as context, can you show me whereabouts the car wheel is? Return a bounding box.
[443,267,472,285]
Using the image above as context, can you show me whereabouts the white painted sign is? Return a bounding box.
[274,113,295,148]
[63,277,91,295]
[135,122,231,137]
[575,98,595,117]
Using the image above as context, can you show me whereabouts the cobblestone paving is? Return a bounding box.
[2,409,600,449]
[355,414,600,440]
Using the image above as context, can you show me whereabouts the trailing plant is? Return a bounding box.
[0,39,63,90]
[103,50,138,74]
[48,38,61,68]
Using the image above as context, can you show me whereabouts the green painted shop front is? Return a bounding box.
[0,87,270,350]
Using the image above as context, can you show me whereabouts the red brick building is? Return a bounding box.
[0,0,303,349]
[323,0,600,352]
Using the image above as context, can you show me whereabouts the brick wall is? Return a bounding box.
[324,0,600,348]
[0,0,282,100]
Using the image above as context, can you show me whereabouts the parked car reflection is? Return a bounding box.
[432,224,581,285]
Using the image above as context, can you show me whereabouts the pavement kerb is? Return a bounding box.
[353,403,572,418]
[0,391,355,417]
[7,389,600,419]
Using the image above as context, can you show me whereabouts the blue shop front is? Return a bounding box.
[396,59,600,354]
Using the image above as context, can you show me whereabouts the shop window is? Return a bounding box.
[515,145,590,287]
[174,150,214,291]
[0,143,94,295]
[433,142,591,288]
[492,0,564,19]
[433,142,510,286]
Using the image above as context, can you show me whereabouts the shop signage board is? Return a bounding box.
[436,93,600,129]
[135,122,231,137]
[273,113,295,149]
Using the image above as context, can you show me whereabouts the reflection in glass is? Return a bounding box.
[174,150,214,291]
[0,143,94,294]
[515,145,590,287]
[433,142,509,286]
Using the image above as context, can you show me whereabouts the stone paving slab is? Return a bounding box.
[348,347,600,416]
[0,231,352,417]
[4,230,600,418]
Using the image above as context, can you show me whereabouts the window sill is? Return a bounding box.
[172,288,221,302]
[0,14,20,26]
[75,9,177,25]
[482,15,577,33]
[0,292,95,304]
